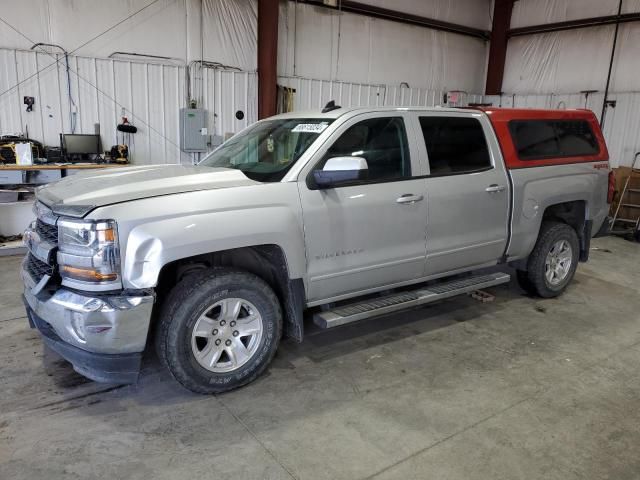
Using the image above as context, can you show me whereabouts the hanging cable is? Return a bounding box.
[0,0,163,100]
[28,43,77,133]
[65,52,77,133]
[600,0,623,127]
[0,12,182,150]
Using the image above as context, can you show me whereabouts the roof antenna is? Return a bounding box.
[322,100,341,113]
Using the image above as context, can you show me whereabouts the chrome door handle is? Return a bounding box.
[396,194,424,204]
[485,184,506,193]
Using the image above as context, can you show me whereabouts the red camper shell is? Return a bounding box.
[476,107,610,170]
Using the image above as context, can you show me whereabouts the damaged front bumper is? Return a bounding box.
[23,271,154,383]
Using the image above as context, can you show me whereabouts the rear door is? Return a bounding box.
[416,112,510,276]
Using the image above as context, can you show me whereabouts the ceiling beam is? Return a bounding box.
[509,12,640,37]
[292,0,490,40]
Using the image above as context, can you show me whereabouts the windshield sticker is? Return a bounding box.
[292,123,329,133]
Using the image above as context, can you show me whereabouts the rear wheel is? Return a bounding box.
[521,221,580,298]
[156,268,282,394]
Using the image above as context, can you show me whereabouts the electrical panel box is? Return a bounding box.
[179,108,207,152]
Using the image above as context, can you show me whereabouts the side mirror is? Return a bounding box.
[313,156,368,189]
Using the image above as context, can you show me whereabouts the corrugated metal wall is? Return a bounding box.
[0,47,257,165]
[198,65,258,141]
[599,93,640,168]
[277,76,485,110]
[2,45,637,170]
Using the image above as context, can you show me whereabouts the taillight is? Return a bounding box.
[607,170,615,204]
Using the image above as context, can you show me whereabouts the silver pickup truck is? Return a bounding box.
[21,105,612,393]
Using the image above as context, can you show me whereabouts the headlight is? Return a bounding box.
[57,219,121,285]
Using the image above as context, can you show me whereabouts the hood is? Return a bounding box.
[37,164,259,216]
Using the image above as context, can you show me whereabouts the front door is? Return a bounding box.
[298,113,428,303]
[417,113,510,276]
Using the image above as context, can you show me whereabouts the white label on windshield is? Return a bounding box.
[292,123,329,133]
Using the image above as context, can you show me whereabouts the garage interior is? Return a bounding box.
[1,1,640,479]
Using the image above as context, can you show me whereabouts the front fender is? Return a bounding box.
[122,206,306,289]
[87,184,307,290]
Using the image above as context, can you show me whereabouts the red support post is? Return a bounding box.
[258,0,279,119]
[485,0,514,95]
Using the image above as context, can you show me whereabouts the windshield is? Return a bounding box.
[199,118,332,182]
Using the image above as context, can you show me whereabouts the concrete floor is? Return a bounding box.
[1,236,640,480]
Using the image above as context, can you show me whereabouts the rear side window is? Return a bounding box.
[419,116,492,175]
[320,117,411,181]
[509,120,600,160]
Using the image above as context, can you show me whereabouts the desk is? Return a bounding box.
[0,163,127,239]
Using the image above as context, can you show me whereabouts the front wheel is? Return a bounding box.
[521,221,580,298]
[156,268,282,394]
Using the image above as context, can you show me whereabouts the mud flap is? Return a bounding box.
[580,220,593,262]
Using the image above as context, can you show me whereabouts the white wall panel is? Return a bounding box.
[502,1,640,167]
[512,0,640,28]
[504,23,640,95]
[202,0,258,71]
[201,67,258,138]
[278,2,489,94]
[600,93,640,168]
[0,48,257,165]
[506,0,640,95]
[610,23,640,92]
[356,0,493,30]
[0,0,257,70]
[511,0,619,28]
[503,26,615,94]
[0,0,50,51]
[625,0,640,13]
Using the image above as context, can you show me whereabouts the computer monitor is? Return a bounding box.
[61,134,101,158]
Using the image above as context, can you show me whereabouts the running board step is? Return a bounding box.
[313,272,511,329]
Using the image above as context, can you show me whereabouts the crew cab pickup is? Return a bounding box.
[21,105,612,393]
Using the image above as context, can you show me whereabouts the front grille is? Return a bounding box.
[26,253,54,279]
[36,219,58,244]
[25,203,59,284]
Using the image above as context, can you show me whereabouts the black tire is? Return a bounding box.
[156,268,282,394]
[521,221,580,298]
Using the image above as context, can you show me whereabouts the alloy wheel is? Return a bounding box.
[191,297,263,373]
[544,239,573,286]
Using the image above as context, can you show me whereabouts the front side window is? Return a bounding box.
[509,120,600,160]
[200,118,332,182]
[316,117,411,182]
[419,116,492,175]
